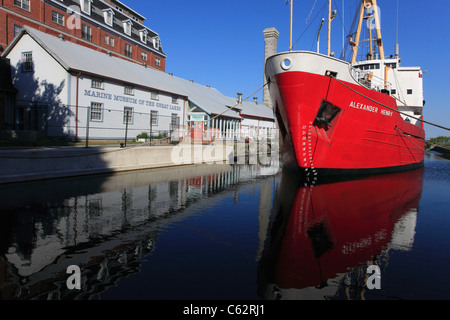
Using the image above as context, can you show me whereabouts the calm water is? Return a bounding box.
[0,154,449,300]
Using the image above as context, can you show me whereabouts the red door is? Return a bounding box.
[191,121,203,144]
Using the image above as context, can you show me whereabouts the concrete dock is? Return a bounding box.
[0,143,234,184]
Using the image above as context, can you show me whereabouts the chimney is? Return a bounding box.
[237,92,242,103]
[263,27,279,109]
[253,97,258,104]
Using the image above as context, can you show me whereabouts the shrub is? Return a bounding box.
[136,132,148,140]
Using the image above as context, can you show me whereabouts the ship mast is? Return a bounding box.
[327,0,337,56]
[350,0,385,63]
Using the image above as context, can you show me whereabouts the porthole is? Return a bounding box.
[281,58,293,70]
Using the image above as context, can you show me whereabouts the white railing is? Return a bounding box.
[350,66,392,93]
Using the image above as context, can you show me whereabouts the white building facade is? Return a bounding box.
[3,27,276,143]
[4,27,184,140]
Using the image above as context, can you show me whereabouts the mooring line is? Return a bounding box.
[334,78,450,132]
[202,82,270,123]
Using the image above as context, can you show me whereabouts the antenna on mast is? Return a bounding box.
[395,0,399,59]
[289,0,293,51]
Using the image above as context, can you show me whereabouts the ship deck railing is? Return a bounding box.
[349,66,392,93]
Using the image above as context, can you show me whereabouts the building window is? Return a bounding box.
[171,113,179,129]
[52,11,65,26]
[14,0,30,11]
[82,24,92,42]
[407,89,413,95]
[123,20,132,36]
[155,58,161,67]
[172,96,178,104]
[391,89,397,95]
[140,29,148,44]
[141,52,147,61]
[14,25,22,37]
[90,102,103,121]
[104,35,114,47]
[125,43,132,58]
[153,37,160,50]
[103,9,114,26]
[21,52,33,72]
[151,92,159,100]
[150,110,158,126]
[91,79,104,89]
[81,0,92,15]
[124,86,134,96]
[123,107,133,124]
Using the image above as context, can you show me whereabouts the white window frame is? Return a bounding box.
[171,113,179,128]
[90,102,104,122]
[14,25,22,37]
[103,9,114,27]
[91,78,104,89]
[172,96,178,105]
[150,110,158,126]
[104,35,114,47]
[81,24,92,42]
[153,37,160,50]
[155,58,161,67]
[124,43,132,58]
[52,11,65,26]
[123,107,134,124]
[141,51,147,61]
[140,29,148,44]
[21,51,33,72]
[81,0,92,15]
[123,19,132,36]
[124,86,134,96]
[151,92,159,101]
[14,0,30,11]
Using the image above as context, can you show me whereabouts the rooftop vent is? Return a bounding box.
[237,92,242,103]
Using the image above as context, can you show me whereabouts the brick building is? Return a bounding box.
[0,0,166,71]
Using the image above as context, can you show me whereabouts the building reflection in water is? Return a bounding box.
[0,161,279,300]
[257,167,424,300]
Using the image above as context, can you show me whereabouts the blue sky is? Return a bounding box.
[122,0,450,138]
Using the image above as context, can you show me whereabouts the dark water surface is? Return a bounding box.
[0,154,449,300]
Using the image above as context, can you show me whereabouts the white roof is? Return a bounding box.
[4,27,274,121]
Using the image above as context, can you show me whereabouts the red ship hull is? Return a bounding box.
[258,166,424,299]
[266,52,425,175]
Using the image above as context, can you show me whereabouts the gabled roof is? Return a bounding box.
[226,97,274,121]
[3,27,244,119]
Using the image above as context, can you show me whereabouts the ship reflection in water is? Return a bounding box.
[258,167,424,300]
